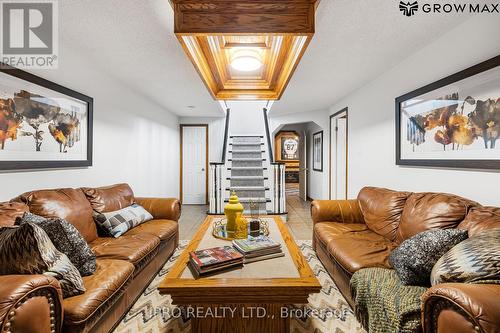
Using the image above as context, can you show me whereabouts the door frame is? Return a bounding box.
[180,124,209,204]
[329,108,348,200]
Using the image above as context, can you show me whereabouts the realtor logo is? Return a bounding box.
[0,0,58,69]
[399,1,419,16]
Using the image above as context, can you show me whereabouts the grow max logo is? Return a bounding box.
[399,1,500,16]
[399,1,419,16]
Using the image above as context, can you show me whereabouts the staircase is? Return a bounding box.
[226,136,269,214]
[208,106,286,215]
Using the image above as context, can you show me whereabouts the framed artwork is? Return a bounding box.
[0,63,93,170]
[396,55,500,169]
[275,131,299,161]
[313,130,323,171]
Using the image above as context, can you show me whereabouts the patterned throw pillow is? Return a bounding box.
[0,223,85,298]
[431,228,500,285]
[94,203,153,238]
[389,229,468,286]
[17,213,96,276]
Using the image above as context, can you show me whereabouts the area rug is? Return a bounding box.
[113,240,365,333]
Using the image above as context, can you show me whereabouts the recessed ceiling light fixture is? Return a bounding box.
[230,50,263,72]
[171,0,319,100]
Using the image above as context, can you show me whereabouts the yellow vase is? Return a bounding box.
[234,214,248,239]
[224,191,244,236]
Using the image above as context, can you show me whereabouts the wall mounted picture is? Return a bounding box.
[313,130,323,171]
[396,55,500,169]
[281,135,299,160]
[0,63,93,170]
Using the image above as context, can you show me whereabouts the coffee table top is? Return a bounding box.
[158,215,321,304]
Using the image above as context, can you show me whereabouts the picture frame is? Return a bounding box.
[275,131,299,161]
[313,130,323,171]
[396,55,500,169]
[0,62,93,170]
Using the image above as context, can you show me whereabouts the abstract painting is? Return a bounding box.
[313,130,323,171]
[396,55,500,169]
[0,63,93,170]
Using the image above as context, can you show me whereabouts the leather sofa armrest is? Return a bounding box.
[135,197,181,222]
[0,275,63,333]
[421,283,500,333]
[311,199,365,225]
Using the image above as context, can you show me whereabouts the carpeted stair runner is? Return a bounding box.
[227,136,268,214]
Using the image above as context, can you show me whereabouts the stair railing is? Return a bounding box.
[263,107,286,214]
[208,108,230,214]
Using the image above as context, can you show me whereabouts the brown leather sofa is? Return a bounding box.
[0,183,181,333]
[312,186,500,333]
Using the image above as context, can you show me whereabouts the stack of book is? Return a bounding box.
[189,246,244,277]
[232,236,284,263]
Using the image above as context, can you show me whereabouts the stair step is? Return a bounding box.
[227,176,267,180]
[243,210,269,215]
[224,198,271,203]
[226,186,269,191]
[229,150,265,154]
[229,143,265,146]
[229,158,266,162]
[228,167,267,170]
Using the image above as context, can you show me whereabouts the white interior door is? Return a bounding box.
[182,126,207,204]
[299,131,307,200]
[330,112,348,200]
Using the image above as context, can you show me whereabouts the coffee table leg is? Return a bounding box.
[189,304,290,333]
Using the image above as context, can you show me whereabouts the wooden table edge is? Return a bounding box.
[158,215,321,293]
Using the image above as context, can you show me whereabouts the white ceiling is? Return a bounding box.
[60,0,222,117]
[60,0,469,117]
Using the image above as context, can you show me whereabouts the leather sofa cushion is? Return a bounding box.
[314,222,396,273]
[81,183,134,213]
[90,234,160,266]
[63,259,134,325]
[0,202,28,226]
[14,188,98,243]
[314,222,370,247]
[124,219,178,241]
[358,187,410,242]
[458,206,500,237]
[397,193,477,242]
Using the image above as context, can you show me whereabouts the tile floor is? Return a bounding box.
[179,185,313,240]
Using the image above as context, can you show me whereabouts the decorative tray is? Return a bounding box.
[212,218,269,241]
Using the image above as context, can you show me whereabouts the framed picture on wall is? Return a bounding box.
[275,131,299,161]
[313,130,323,171]
[0,63,93,170]
[396,55,500,169]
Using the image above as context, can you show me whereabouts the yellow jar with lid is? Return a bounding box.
[234,213,248,239]
[224,191,244,236]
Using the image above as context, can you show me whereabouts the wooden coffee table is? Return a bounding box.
[158,215,321,333]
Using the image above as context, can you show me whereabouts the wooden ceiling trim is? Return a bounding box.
[170,0,317,34]
[274,35,311,99]
[268,36,294,90]
[179,35,219,98]
[170,0,319,100]
[197,37,225,90]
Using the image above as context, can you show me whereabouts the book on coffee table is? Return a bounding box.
[189,245,244,277]
[233,236,283,263]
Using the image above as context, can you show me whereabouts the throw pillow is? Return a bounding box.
[0,223,85,298]
[431,228,500,285]
[389,229,468,286]
[94,203,153,238]
[16,212,96,276]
